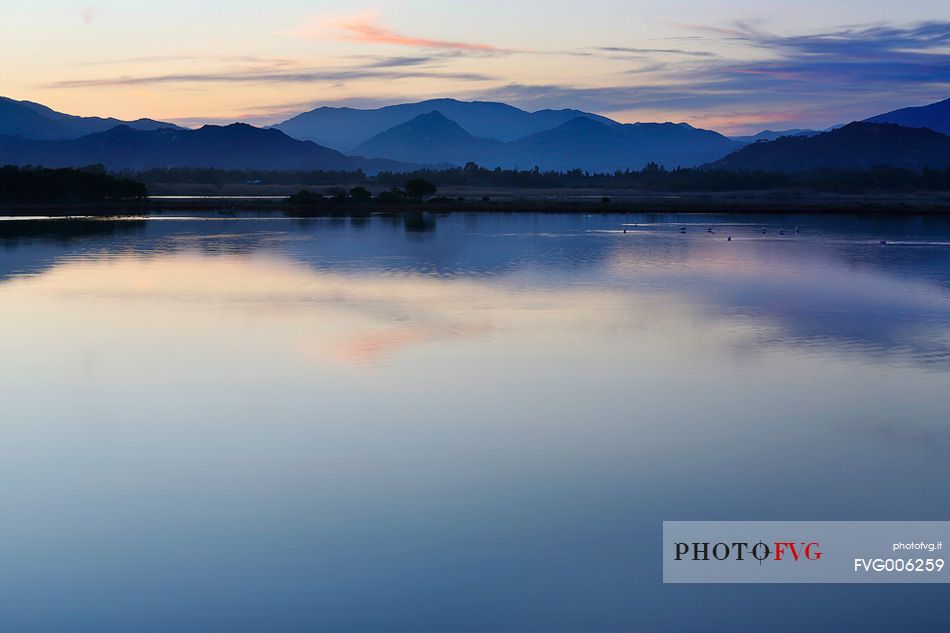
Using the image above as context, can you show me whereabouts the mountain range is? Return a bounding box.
[714,122,950,172]
[0,123,411,173]
[351,111,740,170]
[352,111,504,166]
[273,98,617,150]
[502,117,740,171]
[730,129,822,143]
[0,96,181,140]
[0,95,948,174]
[864,97,950,136]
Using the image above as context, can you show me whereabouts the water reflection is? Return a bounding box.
[0,212,948,632]
[6,212,947,368]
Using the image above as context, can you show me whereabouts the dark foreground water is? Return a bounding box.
[0,212,948,632]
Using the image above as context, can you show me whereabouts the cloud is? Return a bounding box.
[76,55,299,68]
[292,11,507,53]
[48,49,494,91]
[725,20,950,56]
[471,21,950,132]
[342,52,477,68]
[45,65,493,89]
[38,17,950,134]
[78,54,200,66]
[701,21,950,85]
[593,46,718,58]
[673,21,950,128]
[359,55,445,68]
[659,20,950,94]
[80,6,100,24]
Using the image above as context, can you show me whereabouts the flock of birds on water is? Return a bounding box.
[619,224,888,245]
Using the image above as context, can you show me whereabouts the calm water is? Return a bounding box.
[1,212,948,632]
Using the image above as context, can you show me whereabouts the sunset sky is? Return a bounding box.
[2,0,948,133]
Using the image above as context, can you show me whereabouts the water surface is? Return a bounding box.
[1,212,948,632]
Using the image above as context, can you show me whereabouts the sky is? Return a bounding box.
[1,0,948,133]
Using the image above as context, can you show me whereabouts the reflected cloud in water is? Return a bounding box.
[2,213,950,371]
[605,239,950,369]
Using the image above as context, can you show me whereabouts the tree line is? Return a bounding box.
[127,167,368,186]
[5,163,950,206]
[288,179,441,206]
[0,165,147,203]
[126,162,950,193]
[375,162,950,193]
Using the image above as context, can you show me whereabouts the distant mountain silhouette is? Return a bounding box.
[0,123,412,172]
[0,96,181,140]
[274,98,617,150]
[731,129,821,143]
[353,111,503,165]
[6,95,949,175]
[351,113,738,171]
[506,117,739,171]
[714,122,950,171]
[865,97,950,135]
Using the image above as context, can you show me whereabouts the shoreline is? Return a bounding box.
[2,190,950,216]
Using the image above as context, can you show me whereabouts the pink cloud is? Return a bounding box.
[296,12,502,52]
[81,5,101,24]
